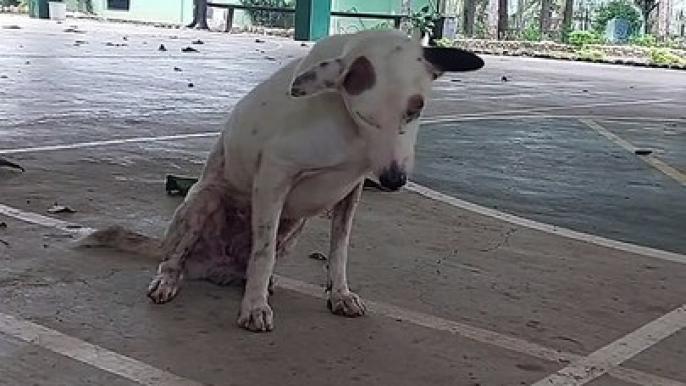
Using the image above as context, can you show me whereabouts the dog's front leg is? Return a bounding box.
[237,166,293,332]
[327,181,366,317]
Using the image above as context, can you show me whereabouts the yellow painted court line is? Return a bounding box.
[1,205,685,386]
[580,119,686,186]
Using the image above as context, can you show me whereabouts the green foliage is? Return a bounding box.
[568,30,601,47]
[592,0,642,37]
[520,25,541,42]
[649,48,685,65]
[629,34,656,47]
[239,0,294,28]
[577,48,606,61]
[408,2,440,37]
[370,21,393,30]
[434,38,454,47]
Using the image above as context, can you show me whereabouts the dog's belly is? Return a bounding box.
[282,169,363,219]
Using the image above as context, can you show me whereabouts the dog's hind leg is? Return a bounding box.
[147,182,224,304]
[326,181,366,317]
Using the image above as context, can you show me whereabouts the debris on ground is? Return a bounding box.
[501,76,509,82]
[64,27,85,34]
[255,38,265,43]
[0,239,8,247]
[192,39,204,45]
[450,79,461,82]
[309,252,327,261]
[106,42,127,47]
[0,222,7,229]
[265,56,276,61]
[2,25,21,29]
[0,75,8,79]
[0,157,24,172]
[181,46,198,53]
[582,89,589,92]
[174,66,183,71]
[300,43,308,47]
[634,149,653,155]
[25,60,30,65]
[158,44,167,51]
[74,40,87,46]
[165,174,198,196]
[47,203,76,214]
[188,82,194,88]
[123,36,128,41]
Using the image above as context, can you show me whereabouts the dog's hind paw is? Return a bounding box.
[147,271,181,304]
[237,298,274,332]
[327,291,366,317]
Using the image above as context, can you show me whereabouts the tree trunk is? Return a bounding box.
[487,0,499,38]
[187,0,209,30]
[463,0,477,37]
[498,0,508,39]
[539,0,551,40]
[561,0,574,42]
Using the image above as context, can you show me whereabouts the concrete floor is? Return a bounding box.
[1,14,686,386]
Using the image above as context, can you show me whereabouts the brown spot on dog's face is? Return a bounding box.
[343,56,376,96]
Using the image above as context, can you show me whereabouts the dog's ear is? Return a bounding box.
[422,47,484,78]
[289,58,346,98]
[342,56,376,95]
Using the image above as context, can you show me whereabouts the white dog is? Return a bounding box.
[77,29,484,332]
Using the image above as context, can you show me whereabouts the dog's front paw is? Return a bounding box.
[327,291,366,317]
[237,298,274,332]
[147,271,181,304]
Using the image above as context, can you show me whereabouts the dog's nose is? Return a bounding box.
[378,163,407,191]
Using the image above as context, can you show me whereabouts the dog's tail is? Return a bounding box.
[74,225,163,259]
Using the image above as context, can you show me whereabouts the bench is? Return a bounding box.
[206,2,406,35]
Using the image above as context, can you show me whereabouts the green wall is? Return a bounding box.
[73,0,433,34]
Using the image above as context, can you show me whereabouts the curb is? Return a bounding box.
[467,48,686,71]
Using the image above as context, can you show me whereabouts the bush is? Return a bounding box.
[649,48,685,65]
[568,30,601,47]
[577,48,606,61]
[239,0,294,28]
[434,38,454,47]
[593,0,642,37]
[521,25,541,42]
[629,34,657,47]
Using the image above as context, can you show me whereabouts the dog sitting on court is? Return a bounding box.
[76,29,484,332]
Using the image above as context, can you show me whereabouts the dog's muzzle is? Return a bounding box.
[378,162,407,191]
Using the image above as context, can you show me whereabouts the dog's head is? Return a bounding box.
[289,30,484,191]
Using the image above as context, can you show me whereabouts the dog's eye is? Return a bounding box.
[403,95,424,123]
[403,110,421,123]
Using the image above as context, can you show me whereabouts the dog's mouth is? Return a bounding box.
[354,112,381,129]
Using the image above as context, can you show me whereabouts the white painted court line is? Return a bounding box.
[0,312,203,386]
[423,114,686,124]
[405,182,686,264]
[580,119,686,186]
[531,304,686,386]
[0,132,218,155]
[2,129,684,264]
[424,98,673,122]
[1,204,685,386]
